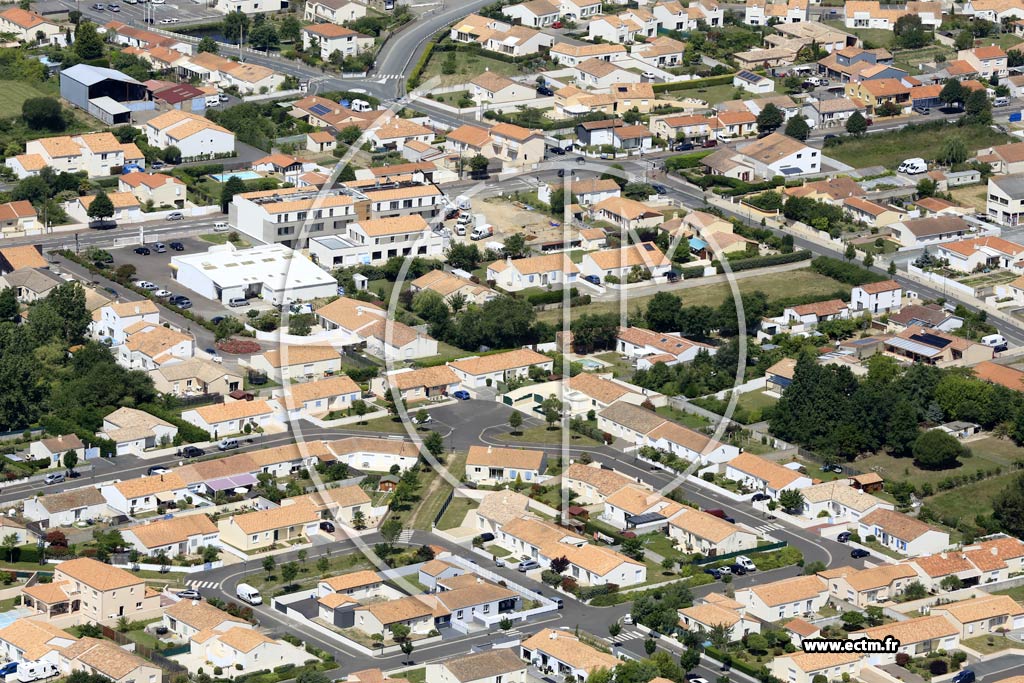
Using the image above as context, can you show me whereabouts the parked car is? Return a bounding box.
[651,183,669,195]
[952,671,975,683]
[44,472,65,485]
[477,532,495,542]
[452,390,471,400]
[153,242,167,252]
[179,446,204,458]
[154,289,172,298]
[823,134,839,142]
[134,246,151,255]
[751,492,770,502]
[702,139,718,148]
[665,271,679,283]
[108,3,120,10]
[703,567,722,579]
[0,662,19,677]
[729,563,747,575]
[91,2,104,8]
[735,556,756,571]
[622,614,634,625]
[674,142,694,151]
[319,521,336,533]
[210,316,225,325]
[177,589,201,600]
[583,274,601,285]
[166,212,184,221]
[412,413,432,425]
[537,86,554,96]
[837,531,851,543]
[170,241,184,251]
[517,558,540,572]
[552,20,562,28]
[851,548,870,559]
[136,280,157,290]
[147,466,169,476]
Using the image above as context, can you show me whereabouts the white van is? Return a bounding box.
[735,555,756,572]
[17,662,57,683]
[982,333,1008,351]
[898,157,927,174]
[218,437,239,451]
[213,221,229,232]
[995,96,1010,107]
[205,94,221,107]
[236,583,262,605]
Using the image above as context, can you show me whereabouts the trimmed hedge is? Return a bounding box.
[653,73,737,93]
[810,255,886,285]
[679,265,706,279]
[406,41,437,91]
[527,288,579,306]
[705,646,764,677]
[716,250,811,274]
[665,150,714,171]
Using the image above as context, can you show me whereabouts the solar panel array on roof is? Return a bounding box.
[626,512,666,525]
[910,332,951,348]
[642,243,655,251]
[309,103,332,116]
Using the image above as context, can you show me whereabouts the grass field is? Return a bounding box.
[892,45,951,74]
[826,123,1010,170]
[0,80,56,118]
[925,473,1017,522]
[435,497,477,530]
[823,21,894,48]
[501,424,601,447]
[950,185,990,213]
[537,269,845,323]
[422,51,525,88]
[856,437,1022,488]
[655,404,712,429]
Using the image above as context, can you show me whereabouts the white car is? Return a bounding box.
[136,281,157,290]
[412,413,433,425]
[154,289,172,297]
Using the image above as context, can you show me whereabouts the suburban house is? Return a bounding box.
[426,649,526,683]
[97,407,178,456]
[724,453,813,498]
[987,174,1024,227]
[668,507,758,556]
[276,375,361,419]
[217,502,321,552]
[563,462,640,504]
[93,299,160,345]
[678,601,760,642]
[579,243,672,281]
[890,215,971,248]
[301,24,374,61]
[23,487,110,527]
[448,349,554,389]
[163,599,249,640]
[181,399,276,437]
[850,280,902,314]
[770,652,863,683]
[287,485,373,528]
[122,514,218,558]
[474,489,532,538]
[800,481,894,524]
[29,434,85,468]
[959,45,1008,79]
[935,236,1024,272]
[592,197,664,231]
[858,508,951,557]
[372,365,463,403]
[847,616,960,665]
[823,564,919,607]
[486,254,580,292]
[324,437,422,473]
[501,0,559,27]
[470,72,535,105]
[151,358,243,397]
[101,471,187,516]
[118,172,186,209]
[931,595,1024,638]
[21,557,160,621]
[734,575,829,622]
[602,485,683,530]
[520,630,618,683]
[702,133,820,179]
[883,325,993,367]
[465,446,547,486]
[409,270,496,309]
[248,346,344,383]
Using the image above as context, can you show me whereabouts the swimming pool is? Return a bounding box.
[0,607,32,629]
[209,171,262,182]
[578,359,605,370]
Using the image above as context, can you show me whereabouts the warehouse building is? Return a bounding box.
[59,64,151,124]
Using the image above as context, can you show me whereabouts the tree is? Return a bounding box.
[390,623,410,643]
[0,289,17,321]
[351,399,369,424]
[279,15,301,43]
[745,632,769,654]
[887,400,920,457]
[993,473,1024,537]
[784,116,810,141]
[917,177,938,198]
[222,10,250,43]
[939,136,968,165]
[844,242,856,261]
[249,22,278,50]
[29,281,90,346]
[940,79,967,109]
[351,510,366,530]
[62,450,78,473]
[903,581,928,600]
[955,29,975,51]
[86,192,114,221]
[865,606,885,626]
[841,610,866,630]
[541,395,562,429]
[380,517,403,547]
[220,175,246,212]
[894,13,928,48]
[645,291,682,332]
[73,20,104,59]
[863,252,874,268]
[965,88,992,124]
[0,534,16,562]
[198,36,219,54]
[262,555,276,573]
[22,98,64,131]
[444,242,481,271]
[503,233,529,259]
[846,111,868,136]
[877,101,902,117]
[509,410,523,434]
[644,639,657,656]
[778,489,805,513]
[316,555,330,573]
[281,561,299,584]
[423,431,444,460]
[468,154,489,177]
[756,103,784,132]
[912,429,968,469]
[621,537,645,561]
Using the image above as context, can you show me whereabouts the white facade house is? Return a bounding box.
[308,215,446,269]
[735,576,829,623]
[501,0,559,27]
[486,254,579,292]
[23,487,110,527]
[724,453,813,498]
[799,481,894,524]
[857,508,951,557]
[850,280,902,314]
[143,110,236,160]
[448,349,554,389]
[181,399,276,437]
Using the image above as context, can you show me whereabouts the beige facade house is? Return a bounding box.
[118,172,186,209]
[0,619,77,668]
[677,602,760,643]
[150,357,243,397]
[465,445,547,485]
[248,346,344,382]
[163,599,249,640]
[563,462,639,504]
[734,575,829,622]
[122,514,219,558]
[21,557,159,622]
[61,637,161,683]
[486,254,580,293]
[448,348,554,388]
[769,652,862,683]
[668,507,758,556]
[217,502,321,551]
[931,594,1024,638]
[520,629,619,683]
[97,406,178,456]
[823,563,919,607]
[181,398,276,437]
[276,375,361,418]
[847,615,960,664]
[353,595,438,638]
[286,484,374,527]
[426,648,527,683]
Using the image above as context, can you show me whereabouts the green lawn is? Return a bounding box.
[538,269,847,323]
[435,497,477,530]
[593,352,636,380]
[826,123,1010,170]
[961,634,1018,654]
[994,585,1024,601]
[501,424,601,447]
[735,391,777,423]
[823,20,894,48]
[925,473,1018,523]
[200,233,251,247]
[402,669,425,683]
[892,45,952,74]
[342,415,411,434]
[655,404,712,430]
[0,80,55,118]
[406,451,468,531]
[421,50,526,88]
[856,437,1022,488]
[487,544,511,557]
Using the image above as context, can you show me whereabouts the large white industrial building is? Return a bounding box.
[170,243,337,305]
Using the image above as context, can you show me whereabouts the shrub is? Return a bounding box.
[896,653,911,667]
[717,250,811,274]
[929,660,948,676]
[217,339,261,354]
[810,256,886,286]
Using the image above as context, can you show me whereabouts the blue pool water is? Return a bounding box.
[0,607,32,629]
[578,359,604,370]
[209,171,262,182]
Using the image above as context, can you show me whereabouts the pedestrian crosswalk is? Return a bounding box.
[753,522,784,534]
[186,580,218,590]
[614,627,650,642]
[398,529,414,544]
[376,74,405,81]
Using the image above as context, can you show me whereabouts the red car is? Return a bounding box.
[552,20,562,28]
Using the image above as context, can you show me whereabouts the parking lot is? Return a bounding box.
[110,236,275,322]
[70,0,223,28]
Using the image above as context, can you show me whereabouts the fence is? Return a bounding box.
[690,540,787,565]
[433,488,455,527]
[100,625,189,681]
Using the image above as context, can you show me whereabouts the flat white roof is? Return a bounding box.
[171,243,335,291]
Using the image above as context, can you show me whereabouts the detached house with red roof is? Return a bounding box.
[616,325,716,367]
[0,7,61,43]
[118,171,185,209]
[959,45,1008,79]
[858,508,950,556]
[777,298,850,331]
[935,236,1024,273]
[724,453,813,498]
[301,24,374,61]
[851,279,902,314]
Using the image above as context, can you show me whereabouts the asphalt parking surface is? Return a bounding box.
[73,0,223,27]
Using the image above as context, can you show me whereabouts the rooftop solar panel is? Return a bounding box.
[309,103,331,116]
[910,332,951,348]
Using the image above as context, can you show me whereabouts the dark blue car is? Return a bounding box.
[452,390,471,400]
